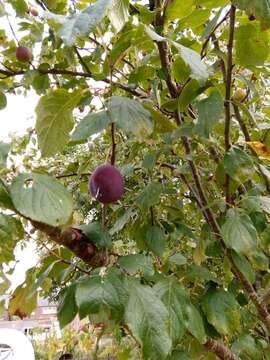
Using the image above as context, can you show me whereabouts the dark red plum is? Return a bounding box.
[16,46,32,62]
[89,164,124,204]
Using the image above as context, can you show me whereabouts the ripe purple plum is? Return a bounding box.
[89,164,124,204]
[16,46,32,62]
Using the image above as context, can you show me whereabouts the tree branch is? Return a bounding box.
[0,67,144,98]
[154,4,270,335]
[204,339,240,360]
[31,221,107,267]
[224,5,236,206]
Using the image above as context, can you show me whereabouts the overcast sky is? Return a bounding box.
[1,92,39,290]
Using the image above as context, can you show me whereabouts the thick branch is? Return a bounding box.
[204,339,240,360]
[262,288,270,303]
[31,221,107,267]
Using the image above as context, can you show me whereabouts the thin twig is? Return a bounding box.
[6,14,19,44]
[224,5,236,206]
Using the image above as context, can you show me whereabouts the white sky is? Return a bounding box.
[1,93,39,290]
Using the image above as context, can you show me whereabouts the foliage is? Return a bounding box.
[1,0,270,359]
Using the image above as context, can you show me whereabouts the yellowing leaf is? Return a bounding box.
[247,141,270,160]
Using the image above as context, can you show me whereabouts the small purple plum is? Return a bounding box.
[16,46,32,62]
[89,164,124,204]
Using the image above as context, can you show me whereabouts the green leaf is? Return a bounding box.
[11,173,73,226]
[136,182,162,210]
[231,251,256,284]
[118,254,155,276]
[7,0,28,17]
[145,225,166,256]
[106,96,153,140]
[76,272,127,320]
[154,279,186,344]
[224,147,255,183]
[144,28,209,84]
[0,92,7,110]
[109,208,135,235]
[36,89,81,157]
[232,333,262,359]
[0,214,23,262]
[125,281,172,359]
[172,55,191,83]
[167,351,192,360]
[109,0,129,32]
[0,142,10,168]
[76,222,111,248]
[58,0,112,45]
[233,0,270,29]
[0,179,14,209]
[180,298,206,343]
[178,79,201,111]
[58,284,78,328]
[172,42,209,84]
[221,208,258,256]
[168,253,187,266]
[247,196,270,215]
[235,23,269,67]
[185,265,217,283]
[201,287,240,335]
[71,111,112,142]
[165,0,195,21]
[195,90,223,138]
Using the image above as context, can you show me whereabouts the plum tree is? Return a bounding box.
[89,164,124,204]
[15,46,32,62]
[2,2,270,359]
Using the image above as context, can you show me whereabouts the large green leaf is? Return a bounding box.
[58,284,78,328]
[195,90,223,138]
[71,111,112,142]
[172,42,209,84]
[58,0,112,45]
[165,0,195,21]
[11,173,73,226]
[231,251,255,284]
[106,96,153,139]
[36,89,81,157]
[109,0,129,32]
[76,272,128,320]
[125,281,172,360]
[235,23,269,67]
[145,27,209,84]
[221,208,258,256]
[136,182,162,210]
[154,280,186,344]
[224,147,255,183]
[232,333,262,360]
[233,0,270,29]
[145,225,166,256]
[201,287,240,335]
[118,254,154,276]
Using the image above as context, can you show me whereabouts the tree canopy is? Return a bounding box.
[1,0,270,359]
